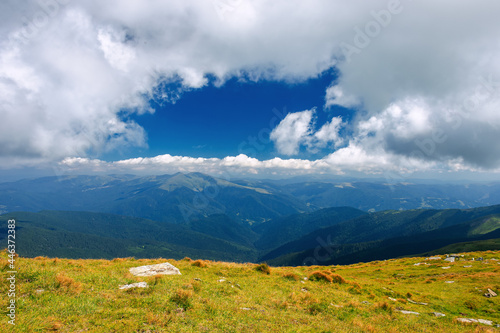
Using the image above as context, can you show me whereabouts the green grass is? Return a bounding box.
[1,250,500,332]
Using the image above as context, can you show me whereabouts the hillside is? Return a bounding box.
[0,211,257,262]
[268,214,500,266]
[261,205,500,262]
[2,250,499,332]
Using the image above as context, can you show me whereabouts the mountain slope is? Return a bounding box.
[0,211,257,262]
[252,207,366,251]
[267,214,500,266]
[261,204,500,262]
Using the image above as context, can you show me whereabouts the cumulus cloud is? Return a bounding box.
[270,110,344,155]
[2,0,500,177]
[270,110,314,155]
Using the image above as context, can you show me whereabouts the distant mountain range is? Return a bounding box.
[1,173,500,264]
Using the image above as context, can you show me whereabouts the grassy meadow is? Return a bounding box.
[1,250,500,332]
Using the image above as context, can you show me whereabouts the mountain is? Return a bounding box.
[267,215,500,266]
[280,181,500,211]
[261,204,500,263]
[0,211,257,262]
[2,174,500,225]
[0,173,309,224]
[252,206,366,251]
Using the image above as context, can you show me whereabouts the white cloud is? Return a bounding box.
[1,0,500,177]
[325,85,360,109]
[270,110,314,155]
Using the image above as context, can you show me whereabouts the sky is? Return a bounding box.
[1,0,500,181]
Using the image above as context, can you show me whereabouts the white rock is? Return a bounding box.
[445,281,455,283]
[456,318,478,324]
[463,265,472,268]
[119,282,148,290]
[129,262,181,277]
[444,257,455,262]
[398,310,420,315]
[426,256,441,260]
[432,312,446,317]
[477,319,493,326]
[442,266,451,269]
[388,297,397,301]
[241,307,252,311]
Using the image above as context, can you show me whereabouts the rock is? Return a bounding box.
[129,262,181,277]
[361,301,371,305]
[194,278,202,281]
[442,266,451,269]
[218,279,226,283]
[398,310,420,315]
[330,304,343,308]
[119,282,148,290]
[463,265,472,268]
[477,319,493,326]
[388,297,397,301]
[445,281,455,283]
[426,256,441,260]
[456,318,477,324]
[241,307,252,311]
[407,299,428,305]
[301,288,308,292]
[35,289,45,294]
[432,312,446,317]
[444,257,455,262]
[488,288,497,297]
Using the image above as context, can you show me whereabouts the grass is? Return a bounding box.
[1,250,500,332]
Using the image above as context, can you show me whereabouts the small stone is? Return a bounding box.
[388,297,397,301]
[241,307,252,311]
[445,281,455,283]
[218,279,226,283]
[456,318,478,324]
[442,266,451,269]
[432,312,446,317]
[407,299,428,305]
[301,288,308,292]
[194,278,202,281]
[487,289,497,297]
[35,289,45,294]
[444,257,455,262]
[398,310,420,315]
[426,256,441,260]
[463,265,472,268]
[361,301,371,305]
[119,282,148,290]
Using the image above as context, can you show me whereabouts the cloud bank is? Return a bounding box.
[1,0,500,178]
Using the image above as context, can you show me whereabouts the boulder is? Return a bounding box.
[432,312,446,317]
[129,262,181,277]
[488,289,497,297]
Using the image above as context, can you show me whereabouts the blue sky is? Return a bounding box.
[1,0,500,181]
[120,71,348,161]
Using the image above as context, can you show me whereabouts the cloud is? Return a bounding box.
[270,110,344,155]
[1,0,500,177]
[270,110,314,155]
[325,85,360,109]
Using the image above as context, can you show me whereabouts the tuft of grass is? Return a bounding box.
[55,273,82,293]
[282,272,300,281]
[170,288,194,309]
[255,263,271,275]
[192,260,208,268]
[309,271,333,283]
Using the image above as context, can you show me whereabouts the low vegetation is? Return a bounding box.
[1,250,500,332]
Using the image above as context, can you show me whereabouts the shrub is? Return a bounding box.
[255,263,271,275]
[192,260,208,268]
[330,273,347,284]
[182,257,193,262]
